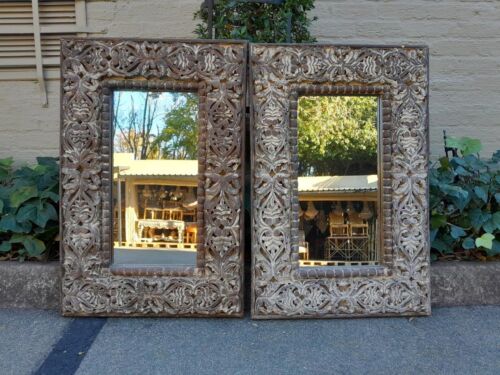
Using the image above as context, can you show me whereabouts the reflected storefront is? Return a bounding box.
[113,152,380,267]
[113,154,199,265]
[298,175,379,266]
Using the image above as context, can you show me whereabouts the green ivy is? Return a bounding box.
[0,157,59,261]
[194,0,317,43]
[430,137,500,260]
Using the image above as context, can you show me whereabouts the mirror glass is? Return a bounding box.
[297,95,380,267]
[112,90,199,266]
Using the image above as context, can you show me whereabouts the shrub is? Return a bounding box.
[0,157,59,261]
[194,0,317,43]
[430,137,500,260]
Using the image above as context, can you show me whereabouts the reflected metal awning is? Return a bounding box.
[298,175,378,193]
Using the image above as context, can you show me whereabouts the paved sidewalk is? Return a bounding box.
[1,306,499,375]
[0,309,71,375]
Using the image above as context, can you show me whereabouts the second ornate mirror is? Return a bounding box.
[250,44,430,319]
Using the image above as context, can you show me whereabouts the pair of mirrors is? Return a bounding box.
[60,39,430,318]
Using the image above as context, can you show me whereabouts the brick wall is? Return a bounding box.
[1,0,498,162]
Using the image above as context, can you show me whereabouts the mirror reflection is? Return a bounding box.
[112,90,199,266]
[297,96,379,267]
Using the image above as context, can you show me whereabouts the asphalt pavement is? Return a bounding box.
[1,306,499,375]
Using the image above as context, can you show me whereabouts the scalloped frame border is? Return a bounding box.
[250,44,430,319]
[60,39,246,317]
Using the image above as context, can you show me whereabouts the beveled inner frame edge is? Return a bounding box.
[289,84,393,279]
[101,79,204,277]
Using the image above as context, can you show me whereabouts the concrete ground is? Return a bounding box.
[1,306,499,375]
[114,248,196,265]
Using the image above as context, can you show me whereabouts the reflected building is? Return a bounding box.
[114,152,379,266]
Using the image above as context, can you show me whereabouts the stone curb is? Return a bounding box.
[0,261,60,309]
[430,261,500,307]
[1,261,499,310]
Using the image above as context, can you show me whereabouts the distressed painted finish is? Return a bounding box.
[250,44,430,318]
[60,39,246,316]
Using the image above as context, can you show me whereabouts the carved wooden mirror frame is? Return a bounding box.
[60,39,247,317]
[250,44,430,318]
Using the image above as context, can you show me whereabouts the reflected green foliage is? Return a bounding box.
[194,0,317,43]
[298,96,378,176]
[0,157,59,260]
[430,137,500,259]
[156,93,199,160]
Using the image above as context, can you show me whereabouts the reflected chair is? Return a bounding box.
[162,208,184,221]
[328,206,349,237]
[143,207,163,219]
[348,202,368,237]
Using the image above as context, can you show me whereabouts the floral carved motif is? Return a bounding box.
[60,39,246,316]
[250,44,430,318]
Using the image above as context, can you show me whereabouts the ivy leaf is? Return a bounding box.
[431,238,452,255]
[469,208,491,231]
[0,241,11,253]
[490,240,500,256]
[0,157,13,182]
[440,184,469,211]
[478,173,491,184]
[439,156,451,169]
[482,213,500,234]
[450,225,466,239]
[36,157,58,167]
[40,189,59,202]
[446,137,482,156]
[454,166,471,177]
[475,233,495,250]
[450,156,466,167]
[463,154,486,170]
[483,219,496,234]
[10,186,38,208]
[462,237,476,250]
[34,202,58,228]
[22,237,45,257]
[493,212,500,228]
[16,204,37,223]
[431,214,447,229]
[0,214,30,233]
[492,150,500,162]
[9,233,28,243]
[473,186,488,203]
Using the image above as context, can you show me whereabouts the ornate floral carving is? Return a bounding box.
[60,39,246,316]
[251,44,430,318]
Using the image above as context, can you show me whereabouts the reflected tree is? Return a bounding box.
[157,93,198,160]
[298,96,378,176]
[113,91,162,160]
[113,92,198,160]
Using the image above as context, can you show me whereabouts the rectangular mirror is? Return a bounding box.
[250,44,430,319]
[112,90,199,266]
[297,95,380,267]
[61,39,246,317]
